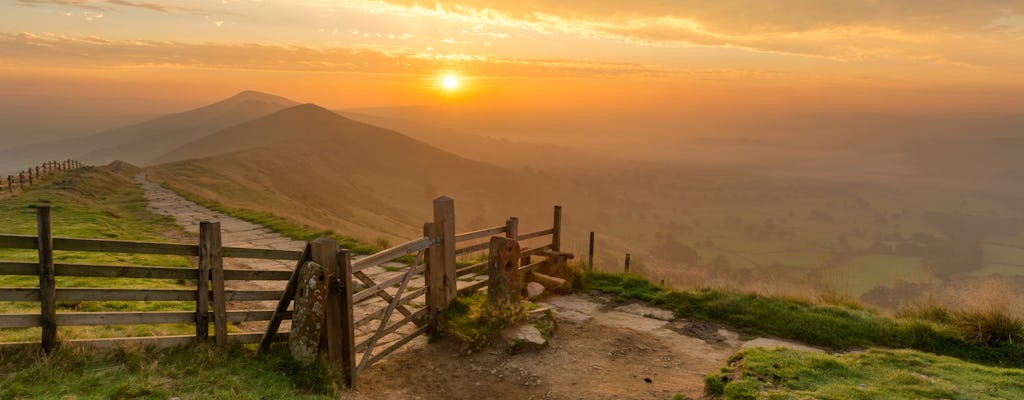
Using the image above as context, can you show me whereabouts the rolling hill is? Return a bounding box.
[0,91,297,173]
[150,103,586,243]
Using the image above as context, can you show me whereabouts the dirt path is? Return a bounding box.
[134,172,439,339]
[135,173,816,398]
[350,292,820,400]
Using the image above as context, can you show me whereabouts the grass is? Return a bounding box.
[583,272,1024,368]
[157,182,380,255]
[0,163,196,341]
[705,347,1024,399]
[0,343,336,399]
[442,292,528,350]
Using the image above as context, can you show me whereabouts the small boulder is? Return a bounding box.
[525,282,545,300]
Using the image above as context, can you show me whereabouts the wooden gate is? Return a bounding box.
[261,196,566,388]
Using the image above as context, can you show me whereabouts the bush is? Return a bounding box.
[954,309,1024,345]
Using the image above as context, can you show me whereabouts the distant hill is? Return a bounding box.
[336,109,608,172]
[151,104,580,242]
[0,91,297,172]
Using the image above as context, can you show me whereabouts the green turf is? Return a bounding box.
[583,272,1024,368]
[0,164,196,341]
[0,343,336,399]
[706,347,1024,399]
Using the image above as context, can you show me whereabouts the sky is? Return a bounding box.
[2,0,1024,115]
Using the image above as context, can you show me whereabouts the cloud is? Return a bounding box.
[0,32,668,78]
[17,0,193,13]
[106,0,176,13]
[16,0,107,11]
[374,0,1024,65]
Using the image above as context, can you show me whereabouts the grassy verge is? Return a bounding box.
[155,181,379,255]
[583,273,1024,368]
[0,343,335,399]
[442,292,529,350]
[705,347,1024,399]
[0,163,196,341]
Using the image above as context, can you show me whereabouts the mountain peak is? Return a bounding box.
[220,90,299,107]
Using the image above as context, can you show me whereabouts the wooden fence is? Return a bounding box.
[1,160,84,194]
[1,198,568,389]
[0,206,302,352]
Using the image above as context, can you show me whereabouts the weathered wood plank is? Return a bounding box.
[0,288,39,301]
[0,332,290,351]
[55,237,198,256]
[354,307,427,353]
[363,324,429,368]
[222,247,302,260]
[3,310,292,329]
[487,237,521,313]
[454,241,490,256]
[0,262,195,279]
[517,228,555,241]
[353,287,426,328]
[223,269,292,281]
[338,248,357,388]
[260,243,311,354]
[197,222,213,341]
[521,245,554,257]
[457,279,489,295]
[424,222,443,335]
[352,270,417,323]
[37,206,57,354]
[518,260,548,275]
[0,314,39,328]
[0,235,38,250]
[351,237,431,273]
[356,250,419,375]
[552,205,562,251]
[456,261,487,278]
[454,226,506,243]
[434,197,457,311]
[207,222,228,346]
[352,264,426,303]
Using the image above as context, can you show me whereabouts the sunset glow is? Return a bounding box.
[442,74,460,91]
[0,0,1021,115]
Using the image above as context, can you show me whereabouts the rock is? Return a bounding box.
[504,324,547,352]
[289,261,328,366]
[525,282,545,300]
[529,271,566,290]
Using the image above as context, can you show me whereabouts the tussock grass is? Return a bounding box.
[0,343,336,399]
[442,293,527,350]
[583,272,1024,368]
[705,347,1024,399]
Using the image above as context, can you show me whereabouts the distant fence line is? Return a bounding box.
[1,160,84,194]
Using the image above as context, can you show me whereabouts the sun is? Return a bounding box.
[441,74,460,91]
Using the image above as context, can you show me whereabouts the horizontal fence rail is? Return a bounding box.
[2,196,572,392]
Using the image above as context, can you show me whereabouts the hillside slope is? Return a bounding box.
[0,91,297,172]
[150,104,581,243]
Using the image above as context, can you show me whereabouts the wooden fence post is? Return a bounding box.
[19,173,24,190]
[487,236,522,313]
[588,231,595,271]
[196,222,213,341]
[27,169,32,185]
[201,222,227,345]
[552,205,562,251]
[37,206,57,354]
[424,222,443,334]
[625,253,631,273]
[312,237,354,387]
[505,217,519,241]
[433,196,457,307]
